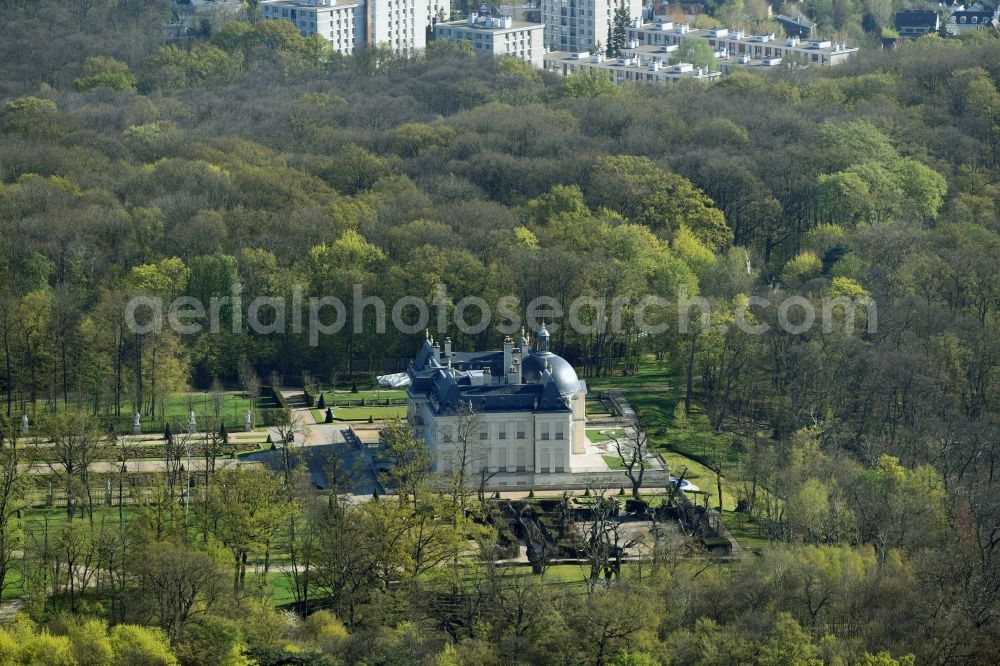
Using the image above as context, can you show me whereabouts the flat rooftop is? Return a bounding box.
[544,51,721,78]
[436,19,543,31]
[260,0,364,8]
[629,22,858,55]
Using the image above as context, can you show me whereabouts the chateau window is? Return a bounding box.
[540,423,550,440]
[555,424,564,440]
[499,425,507,439]
[479,424,488,440]
[516,423,525,439]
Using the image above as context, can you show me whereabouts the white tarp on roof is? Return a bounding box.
[377,372,411,388]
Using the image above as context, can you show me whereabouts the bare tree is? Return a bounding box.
[0,419,30,597]
[382,419,432,508]
[477,466,499,505]
[273,409,309,486]
[163,426,187,505]
[44,411,102,523]
[302,370,316,403]
[579,487,617,593]
[210,376,224,420]
[446,401,487,523]
[239,355,261,409]
[610,425,648,500]
[131,541,225,640]
[272,409,309,606]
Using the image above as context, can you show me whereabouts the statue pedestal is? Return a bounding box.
[244,422,252,432]
[133,424,141,435]
[188,425,196,435]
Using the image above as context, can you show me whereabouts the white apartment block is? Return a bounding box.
[260,0,365,54]
[259,0,427,54]
[626,20,858,67]
[541,0,643,54]
[544,50,721,84]
[368,0,426,52]
[424,0,450,28]
[435,14,545,68]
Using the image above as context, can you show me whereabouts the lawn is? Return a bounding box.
[0,567,22,601]
[721,509,772,554]
[616,383,789,543]
[153,392,252,422]
[14,392,254,434]
[267,572,298,606]
[540,562,651,589]
[587,428,625,442]
[583,355,669,391]
[602,455,625,470]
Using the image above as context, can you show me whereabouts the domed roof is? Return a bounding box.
[522,351,581,396]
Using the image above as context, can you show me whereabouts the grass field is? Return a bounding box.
[13,392,255,434]
[267,572,298,606]
[311,405,407,422]
[579,354,759,532]
[583,356,669,391]
[601,455,624,469]
[587,428,625,442]
[151,392,253,423]
[721,509,772,554]
[585,398,613,418]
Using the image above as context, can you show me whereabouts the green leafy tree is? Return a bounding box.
[673,39,717,71]
[73,56,135,92]
[606,1,631,57]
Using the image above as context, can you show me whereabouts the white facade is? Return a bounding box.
[435,17,546,68]
[541,0,643,54]
[424,0,450,30]
[412,402,584,476]
[368,0,426,53]
[259,0,426,54]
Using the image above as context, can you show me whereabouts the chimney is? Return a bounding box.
[509,355,522,385]
[503,336,514,384]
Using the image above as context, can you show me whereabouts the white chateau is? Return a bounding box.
[407,326,590,484]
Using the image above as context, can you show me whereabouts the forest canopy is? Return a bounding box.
[1,1,1000,664]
